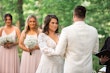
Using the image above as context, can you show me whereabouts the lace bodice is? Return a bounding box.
[38,33,58,52]
[38,33,64,64]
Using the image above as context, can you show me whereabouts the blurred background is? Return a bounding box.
[0,0,110,72]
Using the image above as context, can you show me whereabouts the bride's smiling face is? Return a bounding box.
[28,17,37,29]
[49,18,58,32]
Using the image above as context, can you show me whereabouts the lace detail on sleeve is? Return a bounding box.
[38,33,55,56]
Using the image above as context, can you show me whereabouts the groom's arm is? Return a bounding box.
[93,37,99,54]
[54,28,68,56]
[92,29,99,54]
[44,28,68,56]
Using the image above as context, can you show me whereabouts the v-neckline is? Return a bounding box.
[26,34,37,36]
[3,30,15,35]
[45,33,59,45]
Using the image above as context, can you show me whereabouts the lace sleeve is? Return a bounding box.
[38,33,54,56]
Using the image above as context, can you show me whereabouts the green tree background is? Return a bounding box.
[0,0,110,72]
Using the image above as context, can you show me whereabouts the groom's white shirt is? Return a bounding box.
[51,21,99,73]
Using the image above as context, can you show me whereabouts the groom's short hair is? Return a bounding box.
[74,6,86,18]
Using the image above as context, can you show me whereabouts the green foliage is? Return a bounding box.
[37,0,81,28]
[93,55,103,72]
[86,0,110,38]
[0,0,18,24]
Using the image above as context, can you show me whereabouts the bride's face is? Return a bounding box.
[49,18,58,32]
[28,17,37,29]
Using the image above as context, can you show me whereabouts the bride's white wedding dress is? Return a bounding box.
[36,33,64,73]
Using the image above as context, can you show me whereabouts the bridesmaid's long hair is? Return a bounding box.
[23,15,39,34]
[43,14,59,35]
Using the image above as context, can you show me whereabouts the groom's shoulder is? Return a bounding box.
[85,24,98,36]
[61,27,69,33]
[87,24,98,32]
[62,25,73,31]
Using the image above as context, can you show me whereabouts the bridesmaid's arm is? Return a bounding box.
[19,31,30,52]
[0,27,7,47]
[0,27,3,46]
[0,27,3,36]
[14,26,21,45]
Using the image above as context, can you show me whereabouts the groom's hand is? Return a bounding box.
[43,48,55,56]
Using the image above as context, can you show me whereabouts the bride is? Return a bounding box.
[36,14,64,73]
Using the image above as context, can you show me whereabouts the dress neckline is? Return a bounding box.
[3,30,15,35]
[44,33,59,45]
[26,34,37,37]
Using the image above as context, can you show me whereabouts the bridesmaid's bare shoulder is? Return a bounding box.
[0,27,4,36]
[38,27,42,33]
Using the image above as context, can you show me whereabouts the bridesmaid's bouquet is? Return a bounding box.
[24,37,37,55]
[0,36,7,45]
[0,35,15,45]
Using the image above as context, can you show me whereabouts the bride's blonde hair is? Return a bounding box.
[24,15,38,34]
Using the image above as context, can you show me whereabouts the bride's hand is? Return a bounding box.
[43,48,55,56]
[43,49,49,54]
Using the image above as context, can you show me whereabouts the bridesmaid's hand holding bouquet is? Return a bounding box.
[24,37,38,55]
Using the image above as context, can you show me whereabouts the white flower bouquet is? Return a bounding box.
[0,35,15,45]
[6,35,15,43]
[24,36,38,55]
[0,36,7,45]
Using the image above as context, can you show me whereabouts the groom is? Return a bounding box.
[45,6,99,73]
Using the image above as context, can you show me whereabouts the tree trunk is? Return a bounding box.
[17,0,24,30]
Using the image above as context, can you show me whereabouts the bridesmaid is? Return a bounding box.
[19,15,41,73]
[0,13,21,73]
